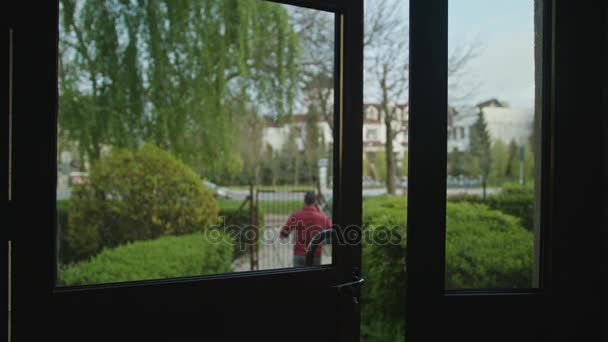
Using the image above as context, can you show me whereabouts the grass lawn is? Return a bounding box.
[224,184,317,192]
[217,199,304,215]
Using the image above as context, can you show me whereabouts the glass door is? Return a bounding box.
[6,0,364,340]
[405,0,605,341]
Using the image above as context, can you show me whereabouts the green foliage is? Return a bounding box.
[362,197,407,342]
[446,193,483,204]
[448,148,480,177]
[372,151,387,182]
[447,183,535,231]
[361,196,533,340]
[489,139,509,185]
[469,111,492,185]
[304,106,323,183]
[59,0,300,177]
[363,156,370,177]
[445,202,533,288]
[506,139,519,179]
[486,183,535,231]
[57,199,76,263]
[66,145,218,262]
[59,232,233,286]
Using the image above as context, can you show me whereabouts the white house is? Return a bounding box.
[261,101,409,170]
[448,99,534,152]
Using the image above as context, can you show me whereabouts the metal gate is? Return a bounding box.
[228,185,331,272]
[253,189,314,270]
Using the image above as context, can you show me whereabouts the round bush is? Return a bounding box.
[361,196,533,340]
[66,144,218,261]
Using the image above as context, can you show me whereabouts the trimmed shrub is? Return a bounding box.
[487,182,535,231]
[66,145,218,262]
[445,202,533,288]
[361,196,533,341]
[58,198,261,264]
[447,183,535,231]
[446,193,482,204]
[59,232,232,286]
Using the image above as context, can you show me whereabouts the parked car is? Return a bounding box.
[202,180,232,199]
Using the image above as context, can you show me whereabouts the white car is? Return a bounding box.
[202,180,232,199]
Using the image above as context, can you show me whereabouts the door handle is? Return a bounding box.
[333,268,364,305]
[332,277,364,289]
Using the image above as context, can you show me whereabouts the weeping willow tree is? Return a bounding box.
[58,0,299,177]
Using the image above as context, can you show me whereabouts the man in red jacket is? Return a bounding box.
[280,192,332,267]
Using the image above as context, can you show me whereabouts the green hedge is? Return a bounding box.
[66,145,218,262]
[361,196,533,341]
[447,183,535,231]
[59,232,232,286]
[58,199,263,264]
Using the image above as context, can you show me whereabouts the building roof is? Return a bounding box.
[476,98,505,109]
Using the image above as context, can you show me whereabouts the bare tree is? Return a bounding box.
[294,0,479,194]
[289,8,335,131]
[365,0,409,194]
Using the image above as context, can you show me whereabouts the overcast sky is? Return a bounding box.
[360,0,534,111]
[449,0,535,110]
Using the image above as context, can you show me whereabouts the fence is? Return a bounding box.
[229,185,331,272]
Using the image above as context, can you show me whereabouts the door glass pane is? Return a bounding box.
[361,0,409,340]
[445,0,540,289]
[56,0,335,286]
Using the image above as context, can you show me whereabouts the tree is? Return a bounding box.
[506,139,519,180]
[449,148,465,176]
[235,107,267,185]
[59,0,300,179]
[448,148,480,182]
[523,142,535,185]
[365,0,409,194]
[365,0,479,194]
[290,8,335,132]
[304,105,324,184]
[469,111,492,198]
[489,139,509,186]
[293,0,478,194]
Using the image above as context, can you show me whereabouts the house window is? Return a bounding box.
[366,128,378,141]
[366,107,378,120]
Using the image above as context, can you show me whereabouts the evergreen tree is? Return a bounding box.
[505,139,519,180]
[448,147,465,176]
[469,111,492,198]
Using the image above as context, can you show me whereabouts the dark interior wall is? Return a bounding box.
[550,2,606,341]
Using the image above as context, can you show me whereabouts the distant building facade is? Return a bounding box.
[448,99,534,152]
[262,98,533,170]
[262,102,409,157]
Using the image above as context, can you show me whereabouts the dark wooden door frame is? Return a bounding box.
[6,0,364,341]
